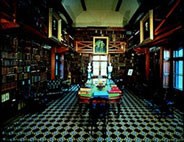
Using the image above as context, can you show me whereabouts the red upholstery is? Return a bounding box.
[78,96,90,104]
[108,90,122,94]
[108,86,122,94]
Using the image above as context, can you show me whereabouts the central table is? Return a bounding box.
[78,79,123,116]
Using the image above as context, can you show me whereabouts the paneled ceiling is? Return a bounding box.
[62,0,140,27]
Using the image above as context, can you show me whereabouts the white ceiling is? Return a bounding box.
[62,0,140,27]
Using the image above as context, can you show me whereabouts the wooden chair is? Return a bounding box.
[108,88,123,117]
[77,88,92,114]
[78,96,91,114]
[88,97,109,136]
[109,94,123,116]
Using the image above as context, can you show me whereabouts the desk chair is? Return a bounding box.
[109,95,122,116]
[78,88,92,114]
[78,96,91,114]
[89,97,109,136]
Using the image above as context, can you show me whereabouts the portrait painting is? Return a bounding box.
[48,8,62,41]
[93,37,108,54]
[140,9,154,43]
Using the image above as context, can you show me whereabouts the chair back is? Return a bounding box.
[89,97,109,118]
[89,97,109,135]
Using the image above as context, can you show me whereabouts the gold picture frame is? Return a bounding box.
[93,36,109,54]
[140,9,154,43]
[48,8,62,41]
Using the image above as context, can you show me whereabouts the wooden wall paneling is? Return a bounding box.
[76,41,127,54]
[145,48,150,80]
[75,41,93,53]
[51,47,56,80]
[51,47,68,80]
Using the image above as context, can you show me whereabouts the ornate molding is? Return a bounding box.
[75,41,127,54]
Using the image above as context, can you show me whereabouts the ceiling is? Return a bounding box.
[61,0,140,27]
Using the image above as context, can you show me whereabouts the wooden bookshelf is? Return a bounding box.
[0,35,18,93]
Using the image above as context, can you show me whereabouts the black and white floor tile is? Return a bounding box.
[1,85,184,141]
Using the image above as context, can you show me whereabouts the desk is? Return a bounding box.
[78,80,123,115]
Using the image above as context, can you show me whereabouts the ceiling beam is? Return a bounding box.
[50,0,73,25]
[115,0,123,11]
[81,0,87,11]
[127,4,147,28]
[155,0,181,33]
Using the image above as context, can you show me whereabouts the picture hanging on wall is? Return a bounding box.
[93,36,109,54]
[48,8,62,41]
[140,9,154,43]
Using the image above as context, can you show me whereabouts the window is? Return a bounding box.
[93,62,100,76]
[163,50,170,88]
[173,48,183,91]
[55,55,59,76]
[92,55,108,76]
[55,54,64,78]
[60,55,64,79]
[173,48,183,57]
[101,62,108,76]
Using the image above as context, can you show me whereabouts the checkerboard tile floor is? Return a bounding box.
[1,85,184,141]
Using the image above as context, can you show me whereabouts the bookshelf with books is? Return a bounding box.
[0,33,51,117]
[0,34,18,123]
[40,47,50,82]
[17,39,51,96]
[0,35,18,94]
[111,54,120,78]
[17,40,31,87]
[16,40,32,104]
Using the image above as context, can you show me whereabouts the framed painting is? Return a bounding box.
[48,8,62,41]
[140,9,154,43]
[93,36,109,54]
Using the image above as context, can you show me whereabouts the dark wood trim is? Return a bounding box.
[155,23,181,36]
[155,0,181,33]
[127,4,146,28]
[81,0,86,11]
[0,12,14,22]
[51,47,56,80]
[115,0,123,11]
[21,24,47,39]
[159,47,163,85]
[145,48,150,80]
[51,47,69,80]
[137,24,182,48]
[154,25,182,43]
[49,0,73,25]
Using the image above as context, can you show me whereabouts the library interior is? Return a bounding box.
[0,0,184,141]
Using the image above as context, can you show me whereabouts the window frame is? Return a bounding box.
[162,49,171,89]
[92,55,108,76]
[172,48,184,91]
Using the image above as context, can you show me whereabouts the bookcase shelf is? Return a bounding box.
[0,33,51,114]
[0,35,18,93]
